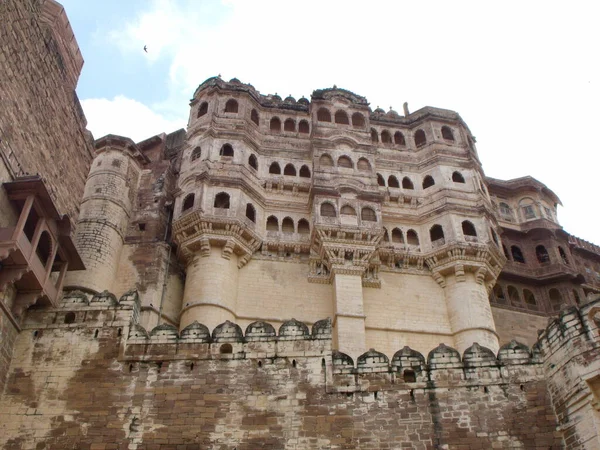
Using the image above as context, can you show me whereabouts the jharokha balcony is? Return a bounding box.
[0,177,84,321]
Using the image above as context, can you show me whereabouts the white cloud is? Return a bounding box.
[81,96,186,142]
[97,0,600,243]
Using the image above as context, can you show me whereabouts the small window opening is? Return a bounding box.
[341,205,356,216]
[299,165,311,178]
[292,359,297,368]
[352,112,365,128]
[536,245,550,264]
[224,99,238,113]
[182,194,195,212]
[334,110,349,125]
[357,158,371,171]
[138,223,146,231]
[282,217,294,233]
[374,391,378,399]
[33,330,39,339]
[361,207,377,222]
[258,360,262,368]
[441,126,454,141]
[64,312,75,324]
[452,171,465,183]
[94,329,99,339]
[270,117,281,132]
[197,102,208,117]
[406,230,419,246]
[524,289,537,306]
[403,369,416,383]
[414,129,427,147]
[298,219,310,234]
[269,162,281,174]
[317,108,331,122]
[402,177,414,190]
[284,164,296,176]
[381,130,392,144]
[117,328,122,337]
[129,364,133,373]
[371,128,379,143]
[549,289,563,312]
[430,225,444,243]
[422,175,435,189]
[266,216,279,231]
[251,109,259,125]
[220,144,234,157]
[337,156,353,168]
[245,204,256,223]
[214,192,230,209]
[392,228,404,243]
[394,131,406,145]
[511,246,525,263]
[377,173,386,187]
[284,118,295,132]
[492,284,506,303]
[559,247,569,265]
[320,203,336,218]
[388,175,399,188]
[191,147,201,161]
[220,343,233,354]
[299,120,310,133]
[319,154,334,167]
[190,362,195,371]
[462,221,477,237]
[508,286,521,306]
[249,154,258,170]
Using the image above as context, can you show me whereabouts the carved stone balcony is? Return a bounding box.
[0,177,84,319]
[501,260,579,284]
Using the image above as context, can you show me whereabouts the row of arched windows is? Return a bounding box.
[319,154,371,171]
[371,126,454,147]
[320,203,377,222]
[380,220,478,249]
[266,216,310,234]
[268,162,311,177]
[316,108,365,127]
[503,244,570,266]
[270,117,310,133]
[376,171,465,190]
[492,284,578,312]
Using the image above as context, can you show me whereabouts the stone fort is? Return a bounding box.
[0,0,599,448]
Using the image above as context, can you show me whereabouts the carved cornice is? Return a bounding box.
[173,211,262,268]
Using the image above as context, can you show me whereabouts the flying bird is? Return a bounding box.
[143,45,147,53]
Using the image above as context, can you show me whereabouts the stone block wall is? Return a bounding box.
[1,288,581,449]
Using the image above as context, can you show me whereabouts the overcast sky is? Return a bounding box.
[61,0,600,245]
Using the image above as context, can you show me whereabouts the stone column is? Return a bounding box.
[332,268,367,361]
[179,246,238,331]
[442,271,499,354]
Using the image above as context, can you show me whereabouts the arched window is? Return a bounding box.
[298,219,310,234]
[266,216,279,231]
[381,130,392,144]
[284,164,296,176]
[225,99,238,113]
[319,154,334,167]
[341,205,356,216]
[357,158,371,171]
[337,156,353,169]
[245,204,256,223]
[191,146,201,161]
[214,192,230,209]
[377,174,386,186]
[352,112,365,128]
[549,288,562,311]
[269,162,281,174]
[334,110,349,124]
[282,217,294,233]
[536,245,550,264]
[251,109,259,125]
[441,126,454,141]
[36,231,52,267]
[392,228,404,243]
[422,175,435,189]
[388,175,400,188]
[492,284,506,303]
[270,117,281,131]
[220,144,234,157]
[430,225,444,244]
[508,286,520,306]
[523,289,537,306]
[394,131,406,145]
[361,207,377,222]
[248,154,258,170]
[197,102,208,118]
[499,202,513,220]
[320,203,336,217]
[406,229,419,246]
[371,129,379,143]
[284,118,295,132]
[452,171,465,183]
[298,120,310,133]
[414,129,426,147]
[299,165,311,178]
[402,177,414,190]
[182,194,195,212]
[559,246,569,265]
[462,221,477,237]
[317,108,331,122]
[511,245,525,263]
